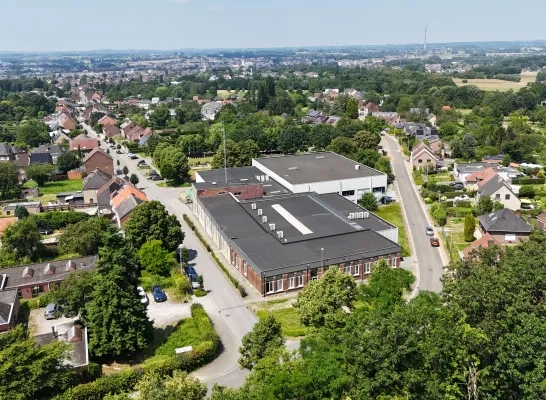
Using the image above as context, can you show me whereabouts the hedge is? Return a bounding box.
[511,178,546,185]
[33,211,91,230]
[22,291,55,310]
[53,369,141,400]
[446,207,474,217]
[183,214,246,297]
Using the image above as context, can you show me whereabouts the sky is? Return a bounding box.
[1,0,545,52]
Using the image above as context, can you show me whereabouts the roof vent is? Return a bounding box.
[251,203,257,210]
[355,164,361,170]
[348,213,355,219]
[65,260,76,272]
[211,182,217,185]
[67,326,83,343]
[240,178,248,181]
[257,209,263,216]
[269,223,276,230]
[262,215,268,223]
[22,267,34,278]
[44,263,55,275]
[277,230,284,239]
[288,167,298,170]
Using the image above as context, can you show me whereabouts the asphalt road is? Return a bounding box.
[383,134,444,293]
[82,122,258,388]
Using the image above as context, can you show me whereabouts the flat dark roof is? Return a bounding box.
[199,193,399,277]
[196,166,264,182]
[254,152,384,185]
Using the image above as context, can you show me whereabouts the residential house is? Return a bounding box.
[477,177,521,211]
[29,144,64,164]
[536,211,546,231]
[58,113,76,130]
[3,202,41,215]
[465,167,498,190]
[410,142,438,170]
[482,154,504,164]
[426,113,437,127]
[359,102,379,117]
[69,136,98,155]
[82,168,112,204]
[138,130,157,147]
[56,191,84,205]
[125,125,149,142]
[371,111,400,125]
[96,176,125,210]
[0,143,23,161]
[0,289,19,332]
[97,115,116,126]
[102,124,121,138]
[111,185,148,228]
[83,148,113,176]
[51,130,71,145]
[442,105,452,112]
[35,321,89,368]
[478,208,531,244]
[409,107,430,115]
[428,138,451,158]
[460,233,501,260]
[0,256,97,299]
[0,217,18,238]
[201,101,223,121]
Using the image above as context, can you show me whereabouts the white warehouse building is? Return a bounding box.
[252,152,387,203]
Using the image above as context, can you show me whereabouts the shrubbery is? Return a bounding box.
[33,211,91,230]
[53,369,140,400]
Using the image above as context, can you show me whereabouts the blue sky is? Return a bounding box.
[1,0,545,51]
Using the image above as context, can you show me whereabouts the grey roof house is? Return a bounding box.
[0,289,19,332]
[201,101,223,121]
[29,144,64,165]
[478,208,531,244]
[35,322,89,369]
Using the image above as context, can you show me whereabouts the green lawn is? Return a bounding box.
[412,171,424,185]
[188,157,212,166]
[254,299,307,337]
[446,218,469,262]
[432,173,454,182]
[375,203,411,257]
[25,179,84,205]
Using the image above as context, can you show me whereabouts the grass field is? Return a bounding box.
[445,218,469,262]
[375,203,411,257]
[217,90,247,99]
[25,179,84,204]
[453,71,537,91]
[188,157,213,166]
[253,299,306,337]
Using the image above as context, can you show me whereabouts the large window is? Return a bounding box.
[364,262,372,274]
[344,265,352,274]
[391,257,398,267]
[31,286,44,297]
[288,276,295,289]
[353,264,359,276]
[266,281,275,294]
[505,234,516,242]
[297,274,304,287]
[243,262,248,277]
[341,190,355,197]
[276,278,283,292]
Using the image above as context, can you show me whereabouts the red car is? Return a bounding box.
[430,237,440,247]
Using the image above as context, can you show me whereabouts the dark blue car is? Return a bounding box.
[184,266,200,289]
[152,285,167,302]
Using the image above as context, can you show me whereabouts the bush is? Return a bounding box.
[24,291,55,310]
[138,270,174,291]
[519,185,536,199]
[512,178,545,185]
[464,214,476,242]
[424,198,433,204]
[238,285,247,298]
[33,211,91,230]
[194,288,207,297]
[54,369,141,400]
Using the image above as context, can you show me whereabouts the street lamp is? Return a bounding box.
[178,243,184,275]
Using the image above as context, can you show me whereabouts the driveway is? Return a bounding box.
[145,296,191,328]
[29,308,74,336]
[383,134,445,293]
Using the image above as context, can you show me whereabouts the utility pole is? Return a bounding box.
[424,21,428,52]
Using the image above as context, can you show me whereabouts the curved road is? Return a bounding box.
[384,134,444,292]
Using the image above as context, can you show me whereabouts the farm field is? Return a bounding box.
[453,71,537,91]
[217,89,247,99]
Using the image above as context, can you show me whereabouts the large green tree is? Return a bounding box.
[135,371,207,400]
[357,192,378,212]
[346,97,358,119]
[25,163,55,186]
[151,106,171,128]
[58,216,116,256]
[153,143,190,183]
[238,314,284,370]
[52,270,96,318]
[293,268,356,329]
[353,130,380,150]
[1,217,43,261]
[0,325,74,400]
[0,162,20,199]
[56,151,81,173]
[16,119,51,147]
[123,200,184,253]
[138,239,176,276]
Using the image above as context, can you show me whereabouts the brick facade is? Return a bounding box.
[196,183,264,201]
[84,151,114,176]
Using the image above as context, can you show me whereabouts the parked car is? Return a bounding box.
[130,155,139,160]
[454,195,470,201]
[150,174,163,181]
[149,170,158,176]
[425,226,434,236]
[137,286,148,304]
[453,182,464,190]
[116,169,123,175]
[40,227,53,235]
[152,285,167,302]
[184,266,200,289]
[127,152,134,157]
[44,303,59,320]
[137,160,147,167]
[430,237,440,247]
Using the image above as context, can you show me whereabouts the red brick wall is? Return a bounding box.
[84,153,114,176]
[67,170,83,180]
[196,183,264,200]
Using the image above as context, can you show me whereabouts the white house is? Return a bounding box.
[477,177,521,211]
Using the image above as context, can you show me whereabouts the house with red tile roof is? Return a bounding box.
[83,148,113,176]
[460,233,501,260]
[97,115,116,126]
[111,185,148,228]
[69,136,98,155]
[58,113,76,130]
[464,167,498,191]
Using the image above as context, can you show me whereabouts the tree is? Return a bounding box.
[56,151,81,173]
[494,201,504,211]
[175,106,186,125]
[151,106,171,129]
[124,200,184,252]
[129,173,139,185]
[14,205,29,219]
[464,214,476,242]
[238,314,284,370]
[58,216,116,256]
[476,196,494,215]
[353,130,380,150]
[139,240,176,276]
[122,165,129,176]
[326,136,356,157]
[277,125,307,154]
[26,163,55,186]
[2,217,43,261]
[0,325,74,400]
[519,185,536,199]
[293,268,356,329]
[52,270,96,318]
[86,265,153,358]
[346,97,358,119]
[0,162,19,199]
[358,192,378,212]
[153,143,190,183]
[16,119,51,147]
[354,149,381,167]
[135,371,207,400]
[237,139,260,166]
[308,123,337,150]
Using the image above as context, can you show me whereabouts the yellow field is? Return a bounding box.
[453,71,537,91]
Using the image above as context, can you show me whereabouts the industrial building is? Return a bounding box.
[193,191,401,296]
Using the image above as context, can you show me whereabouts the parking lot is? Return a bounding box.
[29,308,75,336]
[146,296,192,328]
